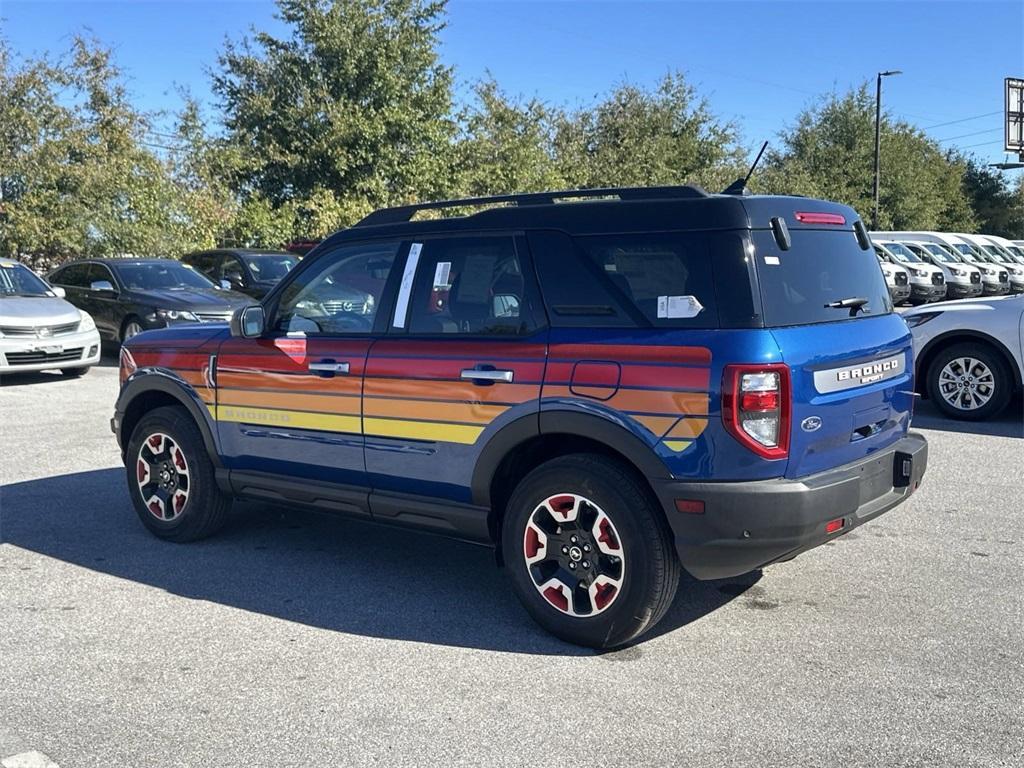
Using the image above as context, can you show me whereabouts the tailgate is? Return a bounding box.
[771,314,914,479]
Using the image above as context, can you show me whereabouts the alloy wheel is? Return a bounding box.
[523,493,625,617]
[124,321,144,341]
[938,357,995,411]
[136,432,190,521]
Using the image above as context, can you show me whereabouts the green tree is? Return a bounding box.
[0,37,187,265]
[960,158,1024,238]
[212,0,455,233]
[758,85,975,231]
[552,72,746,192]
[454,78,564,197]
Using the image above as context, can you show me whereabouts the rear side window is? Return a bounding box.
[752,229,892,327]
[574,233,720,328]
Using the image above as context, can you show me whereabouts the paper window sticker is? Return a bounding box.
[433,261,452,288]
[764,256,781,265]
[658,295,704,319]
[392,243,422,328]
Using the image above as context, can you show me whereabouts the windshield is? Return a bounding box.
[923,243,959,263]
[1008,246,1024,264]
[244,253,298,282]
[753,229,892,326]
[0,263,56,297]
[953,243,981,260]
[116,262,217,291]
[881,242,920,263]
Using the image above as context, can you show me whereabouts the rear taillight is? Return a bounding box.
[722,364,791,459]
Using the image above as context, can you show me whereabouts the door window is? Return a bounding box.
[85,264,116,289]
[402,236,536,335]
[274,241,400,335]
[222,256,246,287]
[51,263,90,287]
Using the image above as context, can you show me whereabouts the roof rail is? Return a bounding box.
[354,185,710,227]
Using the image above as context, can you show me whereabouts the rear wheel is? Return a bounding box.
[926,343,1012,421]
[126,406,230,541]
[502,454,679,649]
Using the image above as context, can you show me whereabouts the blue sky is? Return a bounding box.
[3,0,1022,176]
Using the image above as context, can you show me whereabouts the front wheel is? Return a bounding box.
[61,366,90,377]
[502,454,679,649]
[126,406,231,541]
[926,343,1013,421]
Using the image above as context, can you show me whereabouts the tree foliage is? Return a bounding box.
[2,4,1020,264]
[757,85,976,231]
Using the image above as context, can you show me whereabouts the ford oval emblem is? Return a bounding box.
[801,416,823,432]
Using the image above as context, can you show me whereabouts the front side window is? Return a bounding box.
[275,241,399,335]
[0,263,54,297]
[244,253,297,281]
[116,262,217,290]
[222,257,246,285]
[50,263,90,287]
[402,236,535,335]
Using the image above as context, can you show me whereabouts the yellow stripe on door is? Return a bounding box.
[207,404,484,445]
[209,404,361,434]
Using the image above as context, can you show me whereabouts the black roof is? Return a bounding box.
[324,186,860,249]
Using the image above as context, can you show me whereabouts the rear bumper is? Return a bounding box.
[654,433,928,580]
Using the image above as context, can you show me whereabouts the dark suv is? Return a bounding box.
[112,186,927,648]
[182,249,299,299]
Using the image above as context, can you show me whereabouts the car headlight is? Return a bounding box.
[78,311,96,332]
[152,308,199,322]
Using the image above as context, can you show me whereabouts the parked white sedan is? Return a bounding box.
[0,259,102,376]
[904,295,1024,420]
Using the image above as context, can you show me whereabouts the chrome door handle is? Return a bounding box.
[460,368,513,383]
[309,360,350,374]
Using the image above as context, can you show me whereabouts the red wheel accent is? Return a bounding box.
[137,460,149,484]
[147,434,163,450]
[597,517,620,551]
[148,499,164,519]
[524,525,542,559]
[543,585,569,612]
[593,582,617,611]
[173,448,187,472]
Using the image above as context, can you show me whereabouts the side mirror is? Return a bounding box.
[90,280,116,293]
[230,305,265,338]
[51,286,66,298]
[220,279,232,291]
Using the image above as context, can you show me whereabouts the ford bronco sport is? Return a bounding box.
[113,186,928,648]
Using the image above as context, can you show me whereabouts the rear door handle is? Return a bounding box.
[460,368,513,383]
[309,360,350,375]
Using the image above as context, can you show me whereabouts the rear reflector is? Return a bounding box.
[825,518,845,534]
[674,499,705,515]
[795,211,846,225]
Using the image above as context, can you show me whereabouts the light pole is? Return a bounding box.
[873,69,902,230]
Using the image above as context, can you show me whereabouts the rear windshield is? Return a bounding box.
[752,229,892,327]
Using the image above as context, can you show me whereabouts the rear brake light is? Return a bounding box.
[795,211,846,225]
[722,364,791,460]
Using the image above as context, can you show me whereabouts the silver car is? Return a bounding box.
[904,295,1023,420]
[0,258,102,377]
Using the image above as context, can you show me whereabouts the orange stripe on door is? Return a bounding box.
[218,388,361,416]
[364,397,508,425]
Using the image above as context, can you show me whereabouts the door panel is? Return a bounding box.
[363,337,546,503]
[215,334,371,487]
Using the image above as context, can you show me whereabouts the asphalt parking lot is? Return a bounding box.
[1,359,1021,767]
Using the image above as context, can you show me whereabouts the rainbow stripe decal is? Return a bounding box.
[131,339,711,451]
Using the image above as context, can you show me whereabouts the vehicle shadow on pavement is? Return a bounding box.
[910,398,1023,438]
[0,468,757,655]
[0,353,119,387]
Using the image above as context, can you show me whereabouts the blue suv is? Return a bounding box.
[112,186,928,648]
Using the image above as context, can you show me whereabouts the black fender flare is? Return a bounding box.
[469,409,671,508]
[116,369,224,469]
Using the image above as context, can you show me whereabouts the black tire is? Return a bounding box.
[126,405,231,542]
[501,454,680,649]
[61,367,90,377]
[926,342,1013,421]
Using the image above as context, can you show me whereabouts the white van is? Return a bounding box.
[872,240,945,303]
[971,234,1024,292]
[937,233,1010,295]
[875,232,983,299]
